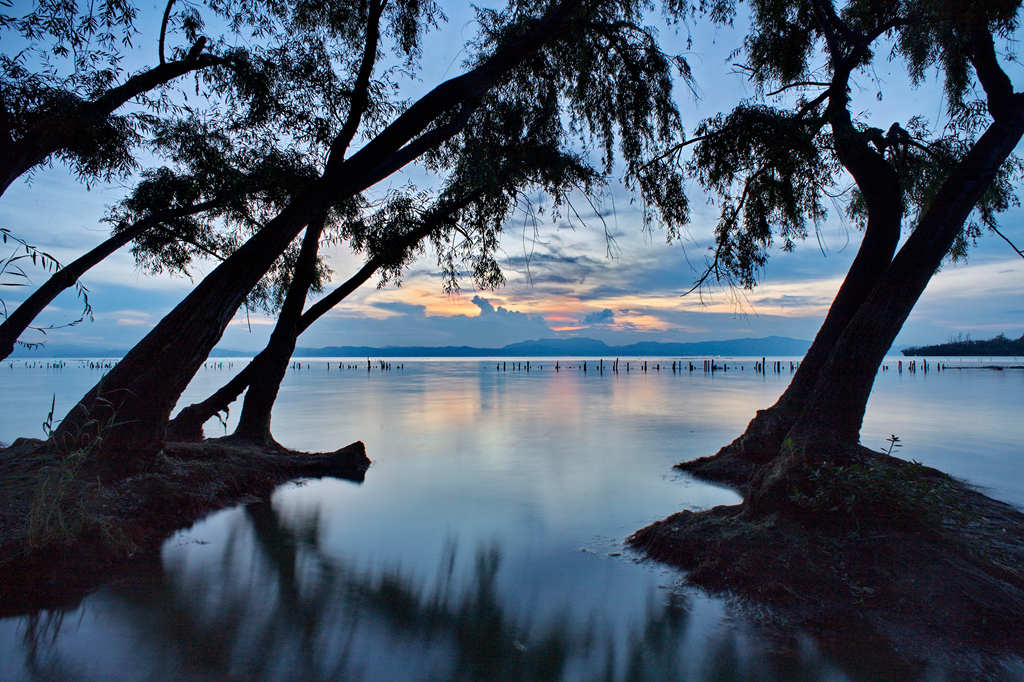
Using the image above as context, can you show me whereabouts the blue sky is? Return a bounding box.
[2,2,1022,353]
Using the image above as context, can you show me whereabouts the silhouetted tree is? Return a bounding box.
[52,0,693,471]
[0,0,252,198]
[671,0,1024,512]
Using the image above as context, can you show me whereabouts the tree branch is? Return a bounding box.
[969,23,1020,121]
[325,0,582,182]
[159,0,177,65]
[766,81,831,97]
[331,0,386,160]
[92,45,225,117]
[991,224,1024,260]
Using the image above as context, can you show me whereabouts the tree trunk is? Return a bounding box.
[165,258,381,441]
[164,185,474,442]
[704,196,902,468]
[52,199,319,469]
[749,109,1024,512]
[687,90,904,477]
[232,216,325,444]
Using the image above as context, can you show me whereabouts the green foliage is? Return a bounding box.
[788,456,959,531]
[674,0,1024,292]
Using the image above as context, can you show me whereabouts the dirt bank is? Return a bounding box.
[630,446,1024,675]
[0,437,369,615]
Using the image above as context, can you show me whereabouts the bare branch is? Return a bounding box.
[159,0,176,65]
[766,81,831,97]
[991,224,1024,260]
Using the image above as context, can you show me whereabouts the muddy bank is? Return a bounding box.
[0,437,368,615]
[630,447,1024,674]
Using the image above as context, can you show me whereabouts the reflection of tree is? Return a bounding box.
[14,500,857,680]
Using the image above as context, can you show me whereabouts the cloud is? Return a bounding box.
[751,294,831,307]
[472,295,495,314]
[581,308,614,325]
[294,292,555,349]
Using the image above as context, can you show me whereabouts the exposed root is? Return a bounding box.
[675,406,795,490]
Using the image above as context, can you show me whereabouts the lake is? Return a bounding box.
[1,356,1022,679]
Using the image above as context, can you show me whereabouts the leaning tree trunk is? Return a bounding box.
[232,216,326,444]
[165,259,382,441]
[689,96,904,477]
[51,198,320,468]
[749,109,1024,513]
[704,197,901,467]
[165,193,467,441]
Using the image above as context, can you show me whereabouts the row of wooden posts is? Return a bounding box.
[493,357,802,375]
[7,358,952,375]
[885,359,945,373]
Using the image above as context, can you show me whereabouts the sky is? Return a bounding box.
[2,1,1023,354]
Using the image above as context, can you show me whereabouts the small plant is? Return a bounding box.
[27,385,134,550]
[884,434,902,456]
[788,457,957,532]
[41,394,56,437]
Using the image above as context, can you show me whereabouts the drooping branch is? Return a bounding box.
[991,224,1024,260]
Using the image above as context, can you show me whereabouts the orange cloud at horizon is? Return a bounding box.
[328,267,850,334]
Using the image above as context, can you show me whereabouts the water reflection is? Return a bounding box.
[10,500,856,681]
[3,359,1022,679]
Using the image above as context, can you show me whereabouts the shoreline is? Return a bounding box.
[0,437,368,615]
[630,447,1024,674]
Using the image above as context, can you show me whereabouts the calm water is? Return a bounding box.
[1,356,1022,680]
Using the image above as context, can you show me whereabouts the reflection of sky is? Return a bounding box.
[1,360,1023,678]
[2,7,1023,355]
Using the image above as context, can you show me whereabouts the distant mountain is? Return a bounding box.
[292,336,811,357]
[9,336,811,359]
[902,333,1024,356]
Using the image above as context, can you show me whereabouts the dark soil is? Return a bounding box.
[630,446,1024,675]
[0,436,368,615]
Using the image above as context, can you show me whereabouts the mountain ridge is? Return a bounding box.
[9,336,813,358]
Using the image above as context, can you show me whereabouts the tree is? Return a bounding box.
[51,0,692,472]
[0,0,238,198]
[0,0,382,354]
[666,0,1024,511]
[0,142,322,360]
